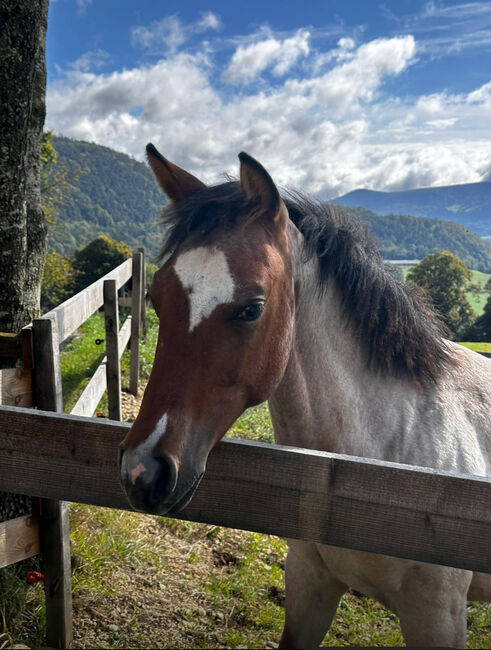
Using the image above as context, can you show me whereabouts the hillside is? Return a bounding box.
[49,137,165,260]
[333,182,491,237]
[340,206,491,272]
[49,137,491,271]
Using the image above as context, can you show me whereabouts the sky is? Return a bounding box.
[46,0,491,199]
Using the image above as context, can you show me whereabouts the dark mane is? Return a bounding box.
[158,182,451,383]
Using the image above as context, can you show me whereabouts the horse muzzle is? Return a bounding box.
[118,447,203,515]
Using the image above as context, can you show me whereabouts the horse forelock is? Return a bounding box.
[156,182,453,384]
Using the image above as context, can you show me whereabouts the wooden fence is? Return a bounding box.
[0,249,490,647]
[0,250,146,649]
[0,405,489,576]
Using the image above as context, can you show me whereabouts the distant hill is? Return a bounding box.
[333,181,491,237]
[49,137,491,271]
[49,136,165,260]
[337,206,491,272]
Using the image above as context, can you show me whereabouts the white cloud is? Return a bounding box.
[223,29,310,82]
[75,0,92,14]
[47,29,491,199]
[131,12,220,53]
[70,49,111,72]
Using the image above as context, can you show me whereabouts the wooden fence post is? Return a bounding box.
[137,246,147,339]
[129,251,143,396]
[104,280,121,421]
[32,316,73,649]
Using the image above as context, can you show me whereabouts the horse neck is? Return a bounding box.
[268,238,412,460]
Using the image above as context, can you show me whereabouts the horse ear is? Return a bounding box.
[239,152,281,216]
[146,143,205,202]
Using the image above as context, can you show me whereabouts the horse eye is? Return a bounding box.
[234,301,265,322]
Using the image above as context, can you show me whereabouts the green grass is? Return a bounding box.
[59,308,159,414]
[458,341,491,354]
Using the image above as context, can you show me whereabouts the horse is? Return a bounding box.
[119,144,491,648]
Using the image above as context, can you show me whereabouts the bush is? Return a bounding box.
[70,235,131,294]
[41,250,74,311]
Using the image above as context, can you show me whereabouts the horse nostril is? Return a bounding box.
[148,454,178,508]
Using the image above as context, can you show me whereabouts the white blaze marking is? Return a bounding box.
[174,247,235,331]
[123,413,168,479]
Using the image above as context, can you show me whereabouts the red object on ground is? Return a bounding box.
[96,412,105,418]
[26,571,44,584]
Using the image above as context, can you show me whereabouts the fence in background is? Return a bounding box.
[0,249,145,649]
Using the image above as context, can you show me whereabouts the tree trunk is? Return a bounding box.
[0,0,49,335]
[0,0,49,521]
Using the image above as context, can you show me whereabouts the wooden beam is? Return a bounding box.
[70,363,106,418]
[32,316,63,413]
[129,252,143,396]
[70,317,131,418]
[31,317,72,649]
[0,514,40,569]
[0,405,489,574]
[0,332,21,363]
[42,258,132,346]
[137,247,147,338]
[0,368,32,407]
[104,279,122,421]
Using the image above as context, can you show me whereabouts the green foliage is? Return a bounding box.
[407,252,477,338]
[70,235,131,294]
[344,206,491,272]
[48,136,164,259]
[465,295,491,342]
[40,250,73,311]
[41,131,75,227]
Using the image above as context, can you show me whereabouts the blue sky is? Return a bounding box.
[46,1,491,197]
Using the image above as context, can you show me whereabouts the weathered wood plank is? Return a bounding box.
[0,514,40,569]
[70,363,107,417]
[104,279,121,421]
[0,368,32,407]
[32,316,63,413]
[137,246,147,338]
[129,252,143,396]
[70,317,131,418]
[0,405,489,574]
[119,316,131,351]
[0,332,21,362]
[31,319,73,649]
[42,258,132,345]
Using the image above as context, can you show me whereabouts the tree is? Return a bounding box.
[465,279,491,342]
[0,0,50,333]
[407,251,478,339]
[41,251,74,311]
[0,0,49,538]
[70,235,132,294]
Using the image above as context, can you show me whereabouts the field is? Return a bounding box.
[1,309,490,648]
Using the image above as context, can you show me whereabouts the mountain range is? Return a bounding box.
[48,137,491,272]
[333,182,491,238]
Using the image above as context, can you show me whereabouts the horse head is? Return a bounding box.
[119,146,295,514]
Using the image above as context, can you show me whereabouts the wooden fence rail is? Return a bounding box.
[0,252,145,648]
[0,404,490,575]
[42,258,133,346]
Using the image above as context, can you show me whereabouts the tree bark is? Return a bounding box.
[0,0,49,521]
[0,0,49,335]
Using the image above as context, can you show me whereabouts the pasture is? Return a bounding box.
[2,308,489,649]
